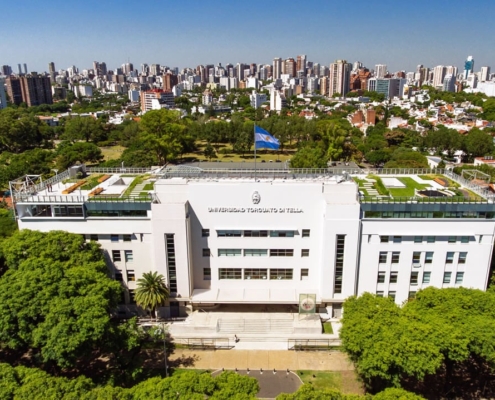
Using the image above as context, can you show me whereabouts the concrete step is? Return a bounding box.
[218,319,294,334]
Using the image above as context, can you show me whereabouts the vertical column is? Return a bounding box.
[165,234,177,293]
[334,235,346,294]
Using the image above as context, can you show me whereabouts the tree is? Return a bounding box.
[462,128,494,161]
[204,142,216,160]
[290,144,328,168]
[62,116,106,143]
[56,141,104,169]
[135,271,169,320]
[384,149,428,169]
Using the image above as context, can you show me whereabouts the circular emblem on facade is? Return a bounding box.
[301,297,315,312]
[252,191,261,204]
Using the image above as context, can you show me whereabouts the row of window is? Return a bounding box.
[380,235,471,244]
[115,270,135,281]
[378,251,467,265]
[365,211,495,219]
[202,229,311,238]
[204,248,309,257]
[112,250,133,262]
[212,268,303,280]
[377,271,464,285]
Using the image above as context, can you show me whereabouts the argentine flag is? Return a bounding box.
[254,126,280,150]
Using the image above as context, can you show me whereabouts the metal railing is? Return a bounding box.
[288,339,340,350]
[87,167,155,174]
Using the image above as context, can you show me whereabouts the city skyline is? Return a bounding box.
[1,0,494,74]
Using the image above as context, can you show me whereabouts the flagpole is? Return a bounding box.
[254,124,256,182]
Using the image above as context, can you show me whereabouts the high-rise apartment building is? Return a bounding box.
[150,64,161,76]
[285,58,296,78]
[320,76,329,96]
[19,74,53,106]
[48,62,56,82]
[1,65,12,75]
[92,61,107,77]
[296,55,307,73]
[23,64,28,74]
[374,64,387,79]
[273,57,282,80]
[0,77,7,109]
[163,72,178,91]
[236,63,245,81]
[480,67,491,82]
[432,66,447,88]
[463,56,474,80]
[6,76,23,105]
[442,74,456,92]
[329,60,352,97]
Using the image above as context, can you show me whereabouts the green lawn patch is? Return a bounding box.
[143,183,154,191]
[298,370,341,391]
[322,322,333,334]
[366,175,389,196]
[388,177,431,197]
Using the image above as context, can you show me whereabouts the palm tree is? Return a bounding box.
[135,271,169,320]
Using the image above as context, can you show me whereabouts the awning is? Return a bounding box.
[191,288,300,303]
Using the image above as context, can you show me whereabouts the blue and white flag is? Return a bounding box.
[254,125,280,150]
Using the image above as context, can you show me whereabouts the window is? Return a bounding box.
[217,230,242,237]
[115,271,123,281]
[244,230,268,237]
[111,235,119,242]
[446,252,454,264]
[270,269,293,280]
[301,249,310,257]
[393,236,402,243]
[165,234,177,293]
[202,229,210,237]
[448,236,456,244]
[270,230,295,237]
[334,235,345,293]
[112,250,121,262]
[377,271,386,283]
[202,248,211,257]
[302,229,310,238]
[123,234,132,242]
[53,205,84,217]
[380,236,389,243]
[129,289,136,304]
[443,272,452,284]
[460,236,469,244]
[426,236,435,243]
[390,271,398,283]
[388,291,396,300]
[124,250,133,262]
[379,252,387,263]
[244,269,268,280]
[422,271,431,284]
[425,252,433,264]
[219,268,242,280]
[301,269,309,280]
[376,291,384,297]
[455,272,464,284]
[127,270,135,281]
[218,249,242,257]
[244,249,268,257]
[89,234,98,241]
[412,252,421,265]
[270,249,294,257]
[408,291,416,299]
[203,268,211,280]
[414,236,423,243]
[458,252,467,264]
[410,272,419,285]
[391,252,400,264]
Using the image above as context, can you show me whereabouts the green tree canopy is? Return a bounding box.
[135,271,169,319]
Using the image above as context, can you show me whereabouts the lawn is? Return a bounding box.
[322,322,333,334]
[297,370,363,394]
[388,177,431,197]
[100,145,126,161]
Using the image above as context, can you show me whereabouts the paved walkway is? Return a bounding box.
[169,349,354,371]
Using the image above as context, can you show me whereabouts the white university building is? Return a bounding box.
[11,166,495,321]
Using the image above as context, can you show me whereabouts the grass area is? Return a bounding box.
[322,322,333,334]
[143,183,154,191]
[418,174,460,188]
[353,178,370,196]
[100,145,125,161]
[298,370,364,395]
[80,174,104,190]
[367,175,389,196]
[388,177,431,197]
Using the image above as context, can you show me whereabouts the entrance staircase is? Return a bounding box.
[217,319,294,334]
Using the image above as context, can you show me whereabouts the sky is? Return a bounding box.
[1,0,494,74]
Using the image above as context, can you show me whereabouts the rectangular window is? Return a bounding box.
[203,268,211,280]
[53,205,84,217]
[379,252,387,263]
[301,269,309,280]
[301,249,310,257]
[408,291,416,299]
[270,269,293,280]
[426,236,435,243]
[89,234,98,241]
[112,250,121,262]
[391,252,400,264]
[380,236,389,243]
[376,291,384,297]
[218,249,242,257]
[390,271,398,283]
[458,252,467,264]
[302,229,310,238]
[127,270,135,281]
[422,271,431,284]
[202,229,210,237]
[412,252,421,264]
[443,272,452,284]
[334,235,345,293]
[455,272,464,284]
[115,271,123,281]
[414,236,423,243]
[244,230,268,237]
[446,252,454,264]
[448,236,456,244]
[388,291,396,300]
[270,249,294,257]
[217,230,242,237]
[111,234,119,242]
[244,269,268,280]
[377,271,386,283]
[202,248,211,257]
[219,268,242,280]
[425,252,433,264]
[270,230,295,238]
[393,236,402,243]
[244,249,268,257]
[124,250,133,262]
[129,289,136,304]
[123,234,132,242]
[410,271,419,285]
[460,236,469,244]
[165,234,177,293]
